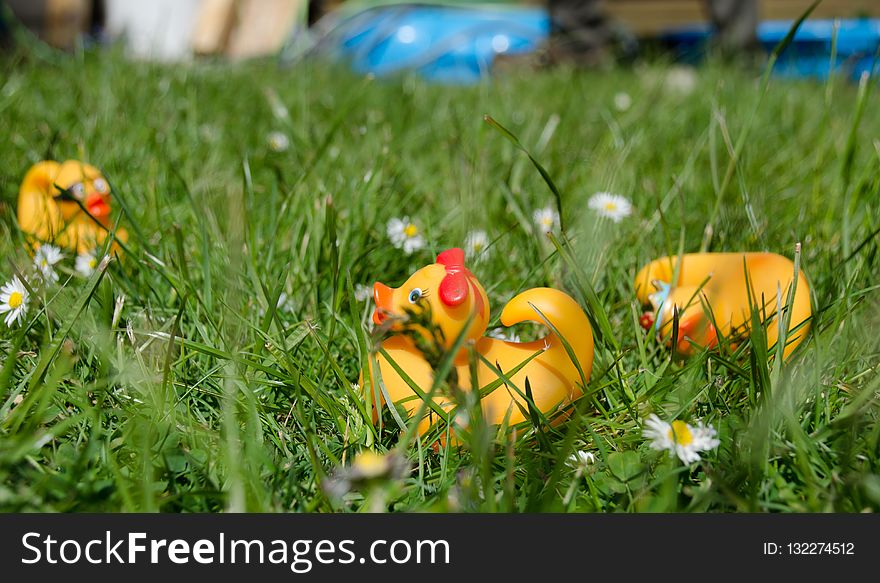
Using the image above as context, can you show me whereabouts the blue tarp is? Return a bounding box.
[316,3,878,83]
[664,19,880,81]
[319,4,549,84]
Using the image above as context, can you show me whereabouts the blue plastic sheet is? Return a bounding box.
[663,19,880,81]
[317,3,878,84]
[320,4,550,84]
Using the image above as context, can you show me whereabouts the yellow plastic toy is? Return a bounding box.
[364,248,594,435]
[634,252,812,358]
[17,160,128,255]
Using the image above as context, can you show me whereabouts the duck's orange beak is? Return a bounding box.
[85,192,111,221]
[372,282,393,325]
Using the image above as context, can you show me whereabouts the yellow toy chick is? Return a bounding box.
[365,248,594,435]
[17,160,128,255]
[634,252,812,358]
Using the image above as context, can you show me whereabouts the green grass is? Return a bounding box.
[0,44,878,513]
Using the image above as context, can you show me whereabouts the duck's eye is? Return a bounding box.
[408,288,423,304]
[70,182,85,199]
[92,178,109,193]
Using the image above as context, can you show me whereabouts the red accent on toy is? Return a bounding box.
[437,248,470,306]
[437,248,465,268]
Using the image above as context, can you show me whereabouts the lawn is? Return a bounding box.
[0,43,878,513]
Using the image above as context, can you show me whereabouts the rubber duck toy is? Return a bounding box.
[17,160,128,255]
[364,248,594,435]
[634,252,812,358]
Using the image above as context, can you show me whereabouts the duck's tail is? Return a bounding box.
[18,161,62,240]
[499,287,594,384]
[20,161,59,194]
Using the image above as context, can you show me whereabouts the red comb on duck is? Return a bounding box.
[437,248,470,307]
[436,248,486,319]
[436,248,465,267]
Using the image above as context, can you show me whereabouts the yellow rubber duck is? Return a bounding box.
[634,252,812,358]
[364,248,594,435]
[17,160,128,255]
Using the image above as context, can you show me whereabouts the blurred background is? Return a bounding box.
[2,1,878,81]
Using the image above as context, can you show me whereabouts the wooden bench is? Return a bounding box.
[603,0,879,35]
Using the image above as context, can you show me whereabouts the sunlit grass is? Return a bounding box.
[0,44,878,512]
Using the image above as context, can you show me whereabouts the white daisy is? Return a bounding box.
[75,251,98,277]
[588,192,633,223]
[533,207,560,235]
[276,292,294,313]
[567,450,597,470]
[643,414,719,464]
[350,450,404,480]
[613,92,632,112]
[0,276,30,327]
[664,66,698,95]
[258,291,294,317]
[354,284,372,302]
[488,327,520,343]
[454,409,470,430]
[387,217,425,255]
[33,245,64,283]
[464,230,490,260]
[267,131,290,152]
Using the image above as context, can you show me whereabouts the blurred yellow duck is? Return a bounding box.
[634,252,812,358]
[364,248,594,435]
[17,160,128,255]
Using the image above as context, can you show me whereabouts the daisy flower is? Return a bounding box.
[387,217,425,255]
[258,291,294,317]
[664,66,698,95]
[488,327,520,343]
[643,414,719,464]
[350,450,407,480]
[267,131,290,152]
[323,450,409,501]
[588,192,633,223]
[276,292,294,313]
[567,450,597,470]
[464,230,490,260]
[533,207,560,235]
[613,92,632,112]
[354,284,372,302]
[265,88,290,121]
[33,245,64,283]
[0,276,30,327]
[75,251,98,277]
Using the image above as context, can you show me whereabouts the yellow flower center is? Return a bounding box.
[8,291,23,309]
[603,202,618,211]
[40,259,48,268]
[667,420,693,446]
[403,224,418,238]
[88,258,97,269]
[541,217,553,226]
[353,450,388,478]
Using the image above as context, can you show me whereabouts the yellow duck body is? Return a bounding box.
[364,248,594,435]
[634,252,812,358]
[17,160,128,255]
